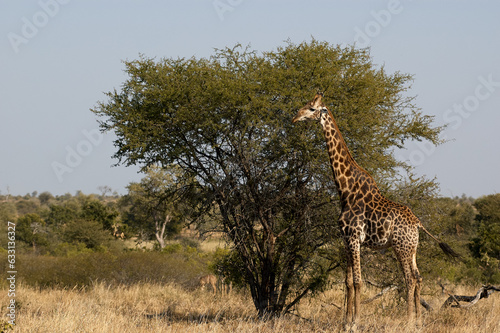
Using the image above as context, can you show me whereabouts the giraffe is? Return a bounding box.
[292,92,459,324]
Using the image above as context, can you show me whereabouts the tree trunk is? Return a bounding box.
[249,230,285,317]
[155,215,170,249]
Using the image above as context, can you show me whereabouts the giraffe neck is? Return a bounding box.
[320,110,378,205]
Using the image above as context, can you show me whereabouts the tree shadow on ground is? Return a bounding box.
[144,304,235,324]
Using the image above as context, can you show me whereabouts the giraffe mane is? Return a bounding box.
[322,103,375,183]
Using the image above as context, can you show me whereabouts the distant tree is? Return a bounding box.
[431,197,476,236]
[15,198,40,216]
[56,193,73,202]
[16,213,48,252]
[0,202,17,224]
[62,218,112,249]
[97,185,113,198]
[38,191,54,205]
[80,197,118,231]
[468,194,500,282]
[93,40,443,316]
[45,195,117,230]
[121,165,188,249]
[470,194,500,261]
[46,203,79,226]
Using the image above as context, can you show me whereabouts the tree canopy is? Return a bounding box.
[92,40,444,315]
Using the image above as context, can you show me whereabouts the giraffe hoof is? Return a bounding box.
[343,321,358,332]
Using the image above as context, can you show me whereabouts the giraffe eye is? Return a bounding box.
[309,108,315,112]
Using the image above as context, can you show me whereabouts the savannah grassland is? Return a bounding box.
[2,280,499,333]
[1,238,499,332]
[1,239,499,333]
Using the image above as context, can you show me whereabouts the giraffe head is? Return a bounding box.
[292,92,328,123]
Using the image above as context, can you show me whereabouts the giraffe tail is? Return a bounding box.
[419,224,461,259]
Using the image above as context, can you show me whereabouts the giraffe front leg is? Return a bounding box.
[344,240,362,324]
[351,247,362,323]
[345,258,355,324]
[340,214,362,325]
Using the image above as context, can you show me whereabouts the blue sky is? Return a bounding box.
[1,1,499,198]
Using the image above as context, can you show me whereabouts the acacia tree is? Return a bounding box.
[121,165,187,249]
[92,40,442,316]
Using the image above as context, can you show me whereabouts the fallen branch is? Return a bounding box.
[321,301,342,310]
[364,279,396,289]
[439,281,454,295]
[442,285,500,309]
[362,285,398,304]
[420,299,433,312]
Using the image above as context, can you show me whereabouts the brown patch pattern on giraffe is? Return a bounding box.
[293,92,458,324]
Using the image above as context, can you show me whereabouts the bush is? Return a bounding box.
[0,249,212,289]
[61,219,112,249]
[49,242,93,257]
[162,243,183,254]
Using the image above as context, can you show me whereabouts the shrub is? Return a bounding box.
[0,250,212,289]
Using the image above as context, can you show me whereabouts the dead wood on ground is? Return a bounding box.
[442,285,500,309]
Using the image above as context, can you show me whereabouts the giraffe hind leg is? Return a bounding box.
[395,249,417,320]
[412,253,422,321]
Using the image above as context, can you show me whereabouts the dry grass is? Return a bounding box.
[199,237,228,253]
[1,282,499,333]
[122,235,229,253]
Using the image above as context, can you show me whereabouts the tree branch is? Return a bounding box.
[442,285,500,309]
[362,285,398,304]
